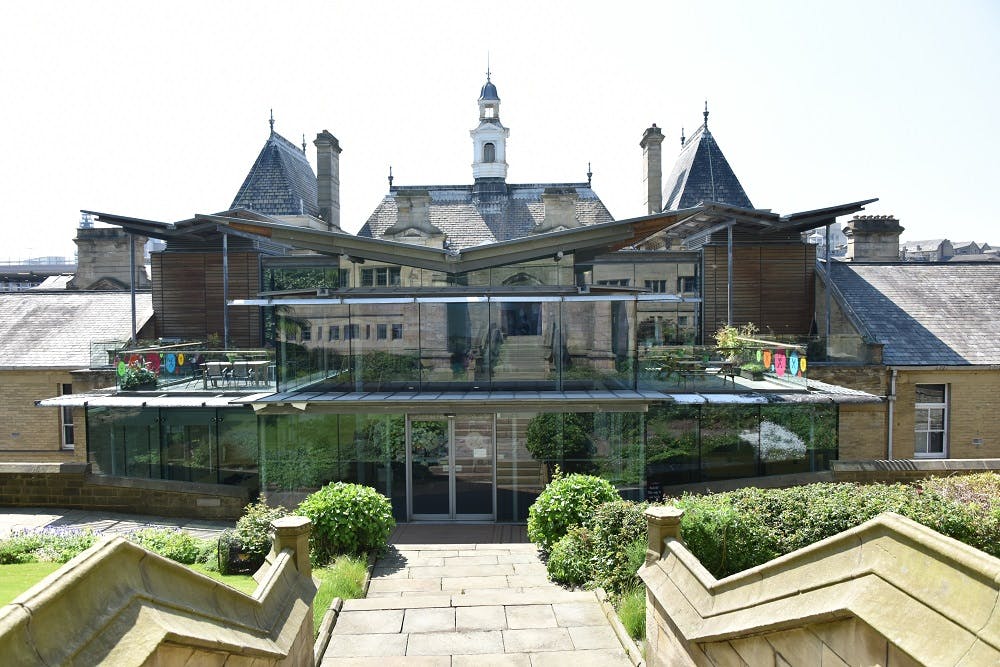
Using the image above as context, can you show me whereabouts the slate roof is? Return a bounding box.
[0,292,153,369]
[231,131,319,217]
[357,184,615,250]
[662,123,753,210]
[900,239,946,252]
[829,263,1000,365]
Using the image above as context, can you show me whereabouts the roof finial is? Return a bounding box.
[486,52,491,81]
[269,109,275,134]
[703,100,709,128]
[388,165,394,188]
[586,162,593,187]
[680,127,686,146]
[302,134,307,152]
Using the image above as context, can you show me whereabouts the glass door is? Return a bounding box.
[407,414,495,520]
[453,414,495,520]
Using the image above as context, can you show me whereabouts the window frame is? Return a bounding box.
[59,383,74,450]
[914,383,948,458]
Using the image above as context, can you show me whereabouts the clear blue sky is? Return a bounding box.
[1,1,997,260]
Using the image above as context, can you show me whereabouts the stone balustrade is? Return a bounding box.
[640,506,1000,666]
[0,516,317,665]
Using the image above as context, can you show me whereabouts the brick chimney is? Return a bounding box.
[68,227,150,290]
[314,130,342,230]
[844,215,904,262]
[641,124,664,215]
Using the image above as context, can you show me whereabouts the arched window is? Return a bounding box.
[483,142,496,163]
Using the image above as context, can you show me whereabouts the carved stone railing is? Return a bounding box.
[640,507,1000,666]
[0,516,317,665]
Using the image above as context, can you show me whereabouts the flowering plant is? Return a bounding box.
[120,361,157,390]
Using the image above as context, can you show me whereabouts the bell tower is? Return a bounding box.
[470,73,509,181]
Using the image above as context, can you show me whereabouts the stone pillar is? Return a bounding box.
[314,130,342,230]
[641,124,664,215]
[271,515,312,577]
[645,505,684,564]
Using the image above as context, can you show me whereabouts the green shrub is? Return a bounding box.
[297,482,395,562]
[127,528,207,564]
[235,500,290,559]
[674,480,1000,579]
[527,469,619,552]
[547,526,594,587]
[0,528,97,564]
[589,500,649,596]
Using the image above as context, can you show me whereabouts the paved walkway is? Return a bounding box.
[0,507,233,540]
[323,526,634,666]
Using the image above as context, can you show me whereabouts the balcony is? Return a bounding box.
[637,337,808,393]
[113,344,276,393]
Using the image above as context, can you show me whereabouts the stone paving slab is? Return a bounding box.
[501,628,575,653]
[344,595,453,611]
[334,609,404,634]
[323,657,450,667]
[325,633,409,657]
[505,604,557,629]
[406,630,505,655]
[453,653,532,666]
[402,607,456,633]
[528,648,633,666]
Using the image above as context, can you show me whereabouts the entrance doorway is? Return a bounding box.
[407,414,495,520]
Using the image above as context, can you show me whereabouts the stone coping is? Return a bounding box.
[833,458,1000,472]
[640,512,1000,665]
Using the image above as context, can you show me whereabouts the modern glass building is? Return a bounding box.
[42,79,880,520]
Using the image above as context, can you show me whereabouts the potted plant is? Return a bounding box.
[714,322,759,364]
[120,361,157,390]
[740,362,765,381]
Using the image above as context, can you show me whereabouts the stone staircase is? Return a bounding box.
[493,335,549,380]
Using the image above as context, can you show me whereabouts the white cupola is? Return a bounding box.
[470,75,509,181]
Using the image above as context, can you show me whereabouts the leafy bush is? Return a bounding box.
[674,480,1000,578]
[547,526,593,587]
[126,528,208,564]
[0,528,98,564]
[297,482,395,562]
[527,469,619,552]
[235,500,290,559]
[588,500,649,595]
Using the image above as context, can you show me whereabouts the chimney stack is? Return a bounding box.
[844,215,904,262]
[314,130,342,230]
[68,227,150,290]
[641,124,664,215]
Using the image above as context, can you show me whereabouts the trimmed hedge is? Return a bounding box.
[674,478,1000,578]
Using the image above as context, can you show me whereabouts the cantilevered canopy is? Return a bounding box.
[86,198,876,274]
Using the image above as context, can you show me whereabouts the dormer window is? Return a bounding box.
[484,142,496,163]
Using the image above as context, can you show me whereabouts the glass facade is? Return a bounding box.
[274,298,640,392]
[86,402,837,520]
[87,407,259,487]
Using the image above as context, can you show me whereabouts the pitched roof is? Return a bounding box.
[829,263,1000,365]
[662,123,752,210]
[231,131,318,217]
[357,183,614,250]
[0,292,153,369]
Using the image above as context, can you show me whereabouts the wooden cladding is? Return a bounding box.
[702,243,816,338]
[151,252,261,347]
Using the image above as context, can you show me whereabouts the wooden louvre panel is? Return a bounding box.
[152,252,262,347]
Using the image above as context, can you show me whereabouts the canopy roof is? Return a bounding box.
[86,199,876,275]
